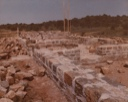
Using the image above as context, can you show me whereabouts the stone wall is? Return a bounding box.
[97,44,128,58]
[44,39,78,46]
[18,33,128,102]
[69,36,117,45]
[62,48,80,61]
[33,48,128,102]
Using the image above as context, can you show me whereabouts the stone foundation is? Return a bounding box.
[19,32,128,102]
[33,48,128,102]
[97,44,128,58]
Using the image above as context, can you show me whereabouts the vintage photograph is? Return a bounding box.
[0,0,128,102]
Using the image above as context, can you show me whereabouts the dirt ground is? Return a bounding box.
[24,76,68,102]
[0,56,68,102]
[82,59,128,87]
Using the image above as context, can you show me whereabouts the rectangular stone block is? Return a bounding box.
[75,77,88,96]
[64,71,79,86]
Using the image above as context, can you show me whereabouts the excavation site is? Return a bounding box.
[0,30,128,102]
[0,0,128,102]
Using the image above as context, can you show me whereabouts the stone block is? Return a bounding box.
[84,87,105,102]
[52,63,61,74]
[64,71,79,86]
[75,77,88,96]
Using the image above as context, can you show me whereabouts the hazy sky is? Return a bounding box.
[0,0,128,24]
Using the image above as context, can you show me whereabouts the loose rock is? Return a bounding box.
[100,67,110,75]
[0,98,13,102]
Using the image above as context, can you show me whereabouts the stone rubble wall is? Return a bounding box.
[97,44,128,58]
[33,48,128,102]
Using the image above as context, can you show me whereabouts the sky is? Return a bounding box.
[0,0,128,24]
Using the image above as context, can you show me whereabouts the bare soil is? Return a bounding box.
[85,60,128,87]
[0,57,68,102]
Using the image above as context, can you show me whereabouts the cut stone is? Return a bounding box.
[64,71,79,86]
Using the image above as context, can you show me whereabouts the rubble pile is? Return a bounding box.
[0,63,45,102]
[0,38,28,60]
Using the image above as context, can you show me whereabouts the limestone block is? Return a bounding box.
[84,87,105,102]
[64,71,80,86]
[75,77,88,96]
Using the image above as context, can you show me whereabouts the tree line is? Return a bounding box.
[0,14,128,32]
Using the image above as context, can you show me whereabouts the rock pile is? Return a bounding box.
[0,38,27,60]
[0,64,45,102]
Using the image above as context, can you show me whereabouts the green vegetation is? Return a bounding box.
[1,14,128,38]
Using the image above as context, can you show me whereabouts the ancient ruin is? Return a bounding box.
[0,31,128,102]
